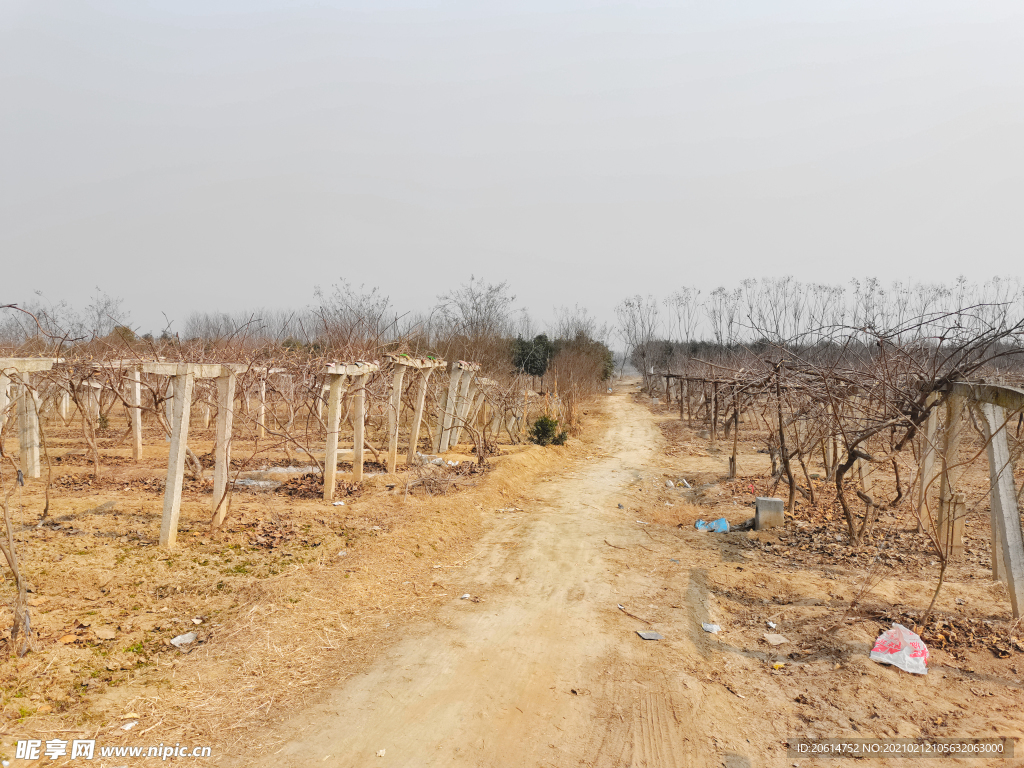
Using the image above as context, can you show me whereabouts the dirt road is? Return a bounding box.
[256,384,734,768]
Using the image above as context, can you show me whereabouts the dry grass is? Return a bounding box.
[0,412,581,763]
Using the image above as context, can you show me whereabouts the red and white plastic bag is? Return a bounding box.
[870,622,929,675]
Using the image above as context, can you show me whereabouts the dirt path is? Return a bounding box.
[252,384,729,768]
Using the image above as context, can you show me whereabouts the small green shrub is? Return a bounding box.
[530,415,568,446]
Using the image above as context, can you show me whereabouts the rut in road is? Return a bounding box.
[253,388,721,768]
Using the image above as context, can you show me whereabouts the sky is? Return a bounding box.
[2,1,1023,336]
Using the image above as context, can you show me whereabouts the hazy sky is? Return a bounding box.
[2,1,1022,334]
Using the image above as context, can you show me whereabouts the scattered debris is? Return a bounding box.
[637,631,663,640]
[702,623,721,634]
[121,721,138,731]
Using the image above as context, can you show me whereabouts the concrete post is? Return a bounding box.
[18,378,41,478]
[159,371,195,548]
[916,395,939,531]
[407,368,435,463]
[980,403,1024,617]
[212,372,236,528]
[164,378,174,441]
[323,374,346,501]
[450,374,476,448]
[436,366,463,453]
[256,378,267,439]
[937,394,965,531]
[938,492,966,560]
[352,373,368,482]
[58,388,70,424]
[386,364,407,473]
[0,374,9,435]
[130,368,143,462]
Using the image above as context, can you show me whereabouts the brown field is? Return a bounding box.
[1,381,1022,766]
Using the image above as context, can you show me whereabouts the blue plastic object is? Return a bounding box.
[694,517,730,533]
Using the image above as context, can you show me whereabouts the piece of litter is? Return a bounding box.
[665,480,674,488]
[460,594,471,600]
[767,621,777,629]
[192,618,203,625]
[694,518,729,533]
[670,558,679,563]
[637,631,663,641]
[680,478,692,488]
[636,520,649,525]
[170,632,197,648]
[870,623,929,675]
[617,504,624,509]
[773,663,785,670]
[332,501,345,506]
[121,721,138,731]
[701,623,721,634]
[764,633,789,646]
[376,750,386,757]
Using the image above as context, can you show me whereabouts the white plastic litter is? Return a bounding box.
[332,501,345,506]
[870,623,929,675]
[701,623,721,634]
[460,594,471,600]
[170,632,197,648]
[121,721,138,731]
[681,478,692,489]
[767,621,777,629]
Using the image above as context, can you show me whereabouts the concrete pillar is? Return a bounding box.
[450,374,477,448]
[916,395,940,530]
[0,374,9,435]
[159,371,195,548]
[17,378,41,478]
[130,368,143,462]
[317,384,329,421]
[58,388,70,424]
[938,492,966,559]
[436,366,463,453]
[386,364,408,473]
[937,394,966,530]
[212,372,236,528]
[256,378,267,439]
[980,403,1024,617]
[323,374,346,501]
[407,368,435,463]
[164,378,174,441]
[352,373,368,482]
